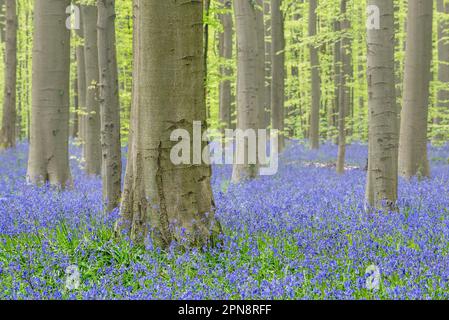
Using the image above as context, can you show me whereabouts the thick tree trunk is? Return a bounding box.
[270,0,285,150]
[97,0,122,212]
[0,0,17,150]
[336,0,350,174]
[118,0,221,248]
[82,5,101,175]
[365,0,398,210]
[398,0,433,179]
[219,0,233,131]
[27,0,72,187]
[308,0,320,149]
[232,0,264,182]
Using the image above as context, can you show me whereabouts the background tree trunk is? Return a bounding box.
[308,0,320,149]
[76,10,87,154]
[27,0,72,187]
[365,0,398,210]
[270,0,285,150]
[264,0,272,132]
[232,0,264,182]
[219,0,233,131]
[97,0,122,212]
[435,0,449,140]
[118,0,221,248]
[332,19,341,142]
[398,0,433,179]
[336,0,350,174]
[82,5,101,176]
[256,0,266,131]
[0,0,17,150]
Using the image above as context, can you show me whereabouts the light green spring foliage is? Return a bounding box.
[1,0,449,145]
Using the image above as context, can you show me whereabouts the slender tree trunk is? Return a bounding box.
[435,0,449,140]
[332,19,341,142]
[270,0,285,150]
[0,0,5,44]
[0,0,17,150]
[398,0,433,179]
[308,0,320,149]
[97,0,122,212]
[204,0,211,119]
[365,0,398,210]
[71,75,79,138]
[118,0,221,248]
[76,11,87,155]
[256,0,266,131]
[336,0,350,174]
[232,0,264,182]
[27,0,72,187]
[82,5,101,175]
[264,0,272,131]
[219,0,233,131]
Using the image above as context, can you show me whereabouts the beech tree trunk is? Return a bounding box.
[398,0,433,179]
[435,0,449,139]
[308,0,320,149]
[82,5,101,175]
[97,0,122,212]
[336,0,350,174]
[76,10,87,152]
[256,0,266,130]
[27,0,72,187]
[270,0,285,150]
[0,0,17,150]
[219,0,233,131]
[332,19,341,142]
[118,0,221,248]
[264,0,272,131]
[232,0,264,182]
[365,0,398,210]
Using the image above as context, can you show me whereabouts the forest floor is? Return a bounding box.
[1,141,449,299]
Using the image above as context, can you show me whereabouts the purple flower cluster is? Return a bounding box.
[1,140,449,299]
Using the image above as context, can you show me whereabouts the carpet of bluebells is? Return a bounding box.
[1,140,449,300]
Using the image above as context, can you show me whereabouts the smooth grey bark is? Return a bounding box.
[76,10,87,152]
[118,0,221,248]
[232,0,264,182]
[0,0,4,44]
[0,0,17,150]
[219,0,233,131]
[308,0,320,149]
[435,0,449,139]
[97,0,122,212]
[82,5,101,176]
[27,0,72,187]
[71,74,79,138]
[398,0,433,179]
[256,0,266,130]
[264,0,272,130]
[365,0,398,210]
[270,0,285,151]
[332,19,341,141]
[336,0,350,174]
